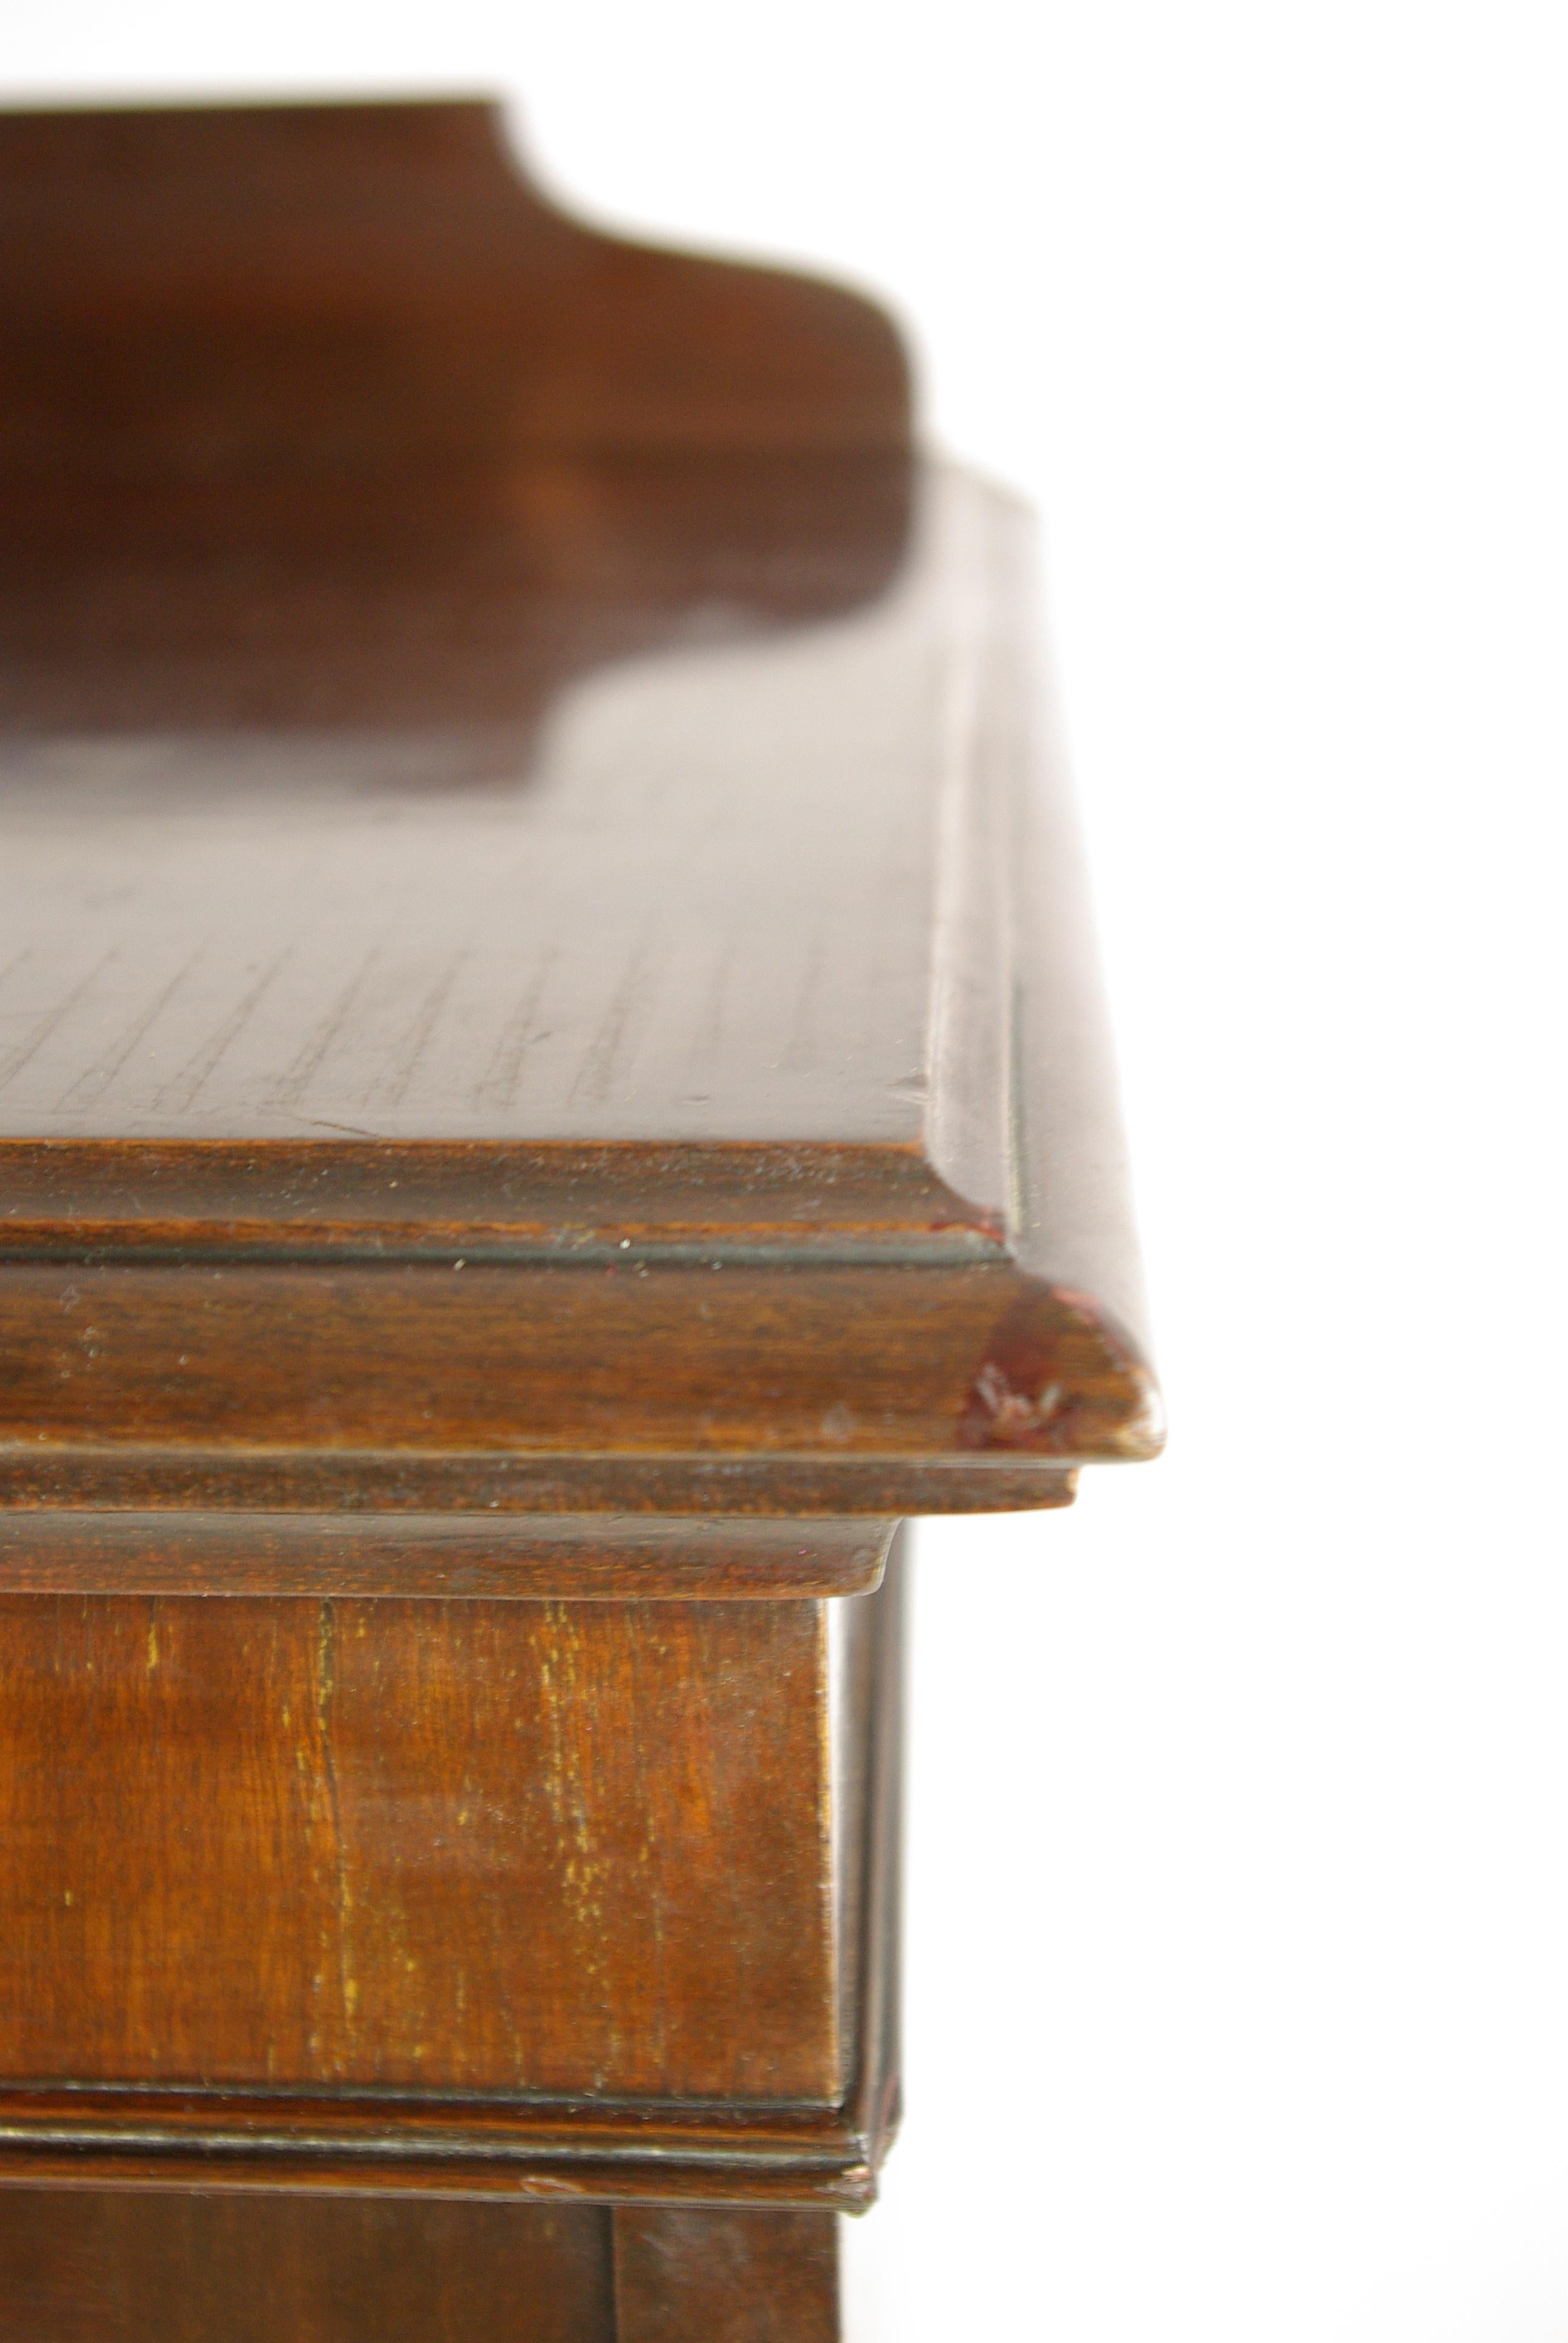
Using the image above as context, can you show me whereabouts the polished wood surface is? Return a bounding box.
[0,106,1157,1558]
[0,2196,837,2343]
[0,99,906,743]
[0,1259,1147,1461]
[0,2195,613,2343]
[0,454,1156,1530]
[0,1511,892,1599]
[0,96,1157,2341]
[0,1552,903,2204]
[0,100,906,477]
[0,467,987,1155]
[0,1446,1074,1518]
[0,1596,837,2097]
[613,2209,838,2343]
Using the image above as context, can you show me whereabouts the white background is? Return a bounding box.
[7,7,1568,2336]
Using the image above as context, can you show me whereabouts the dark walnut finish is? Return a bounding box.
[0,2195,617,2343]
[0,99,1157,2339]
[0,2197,835,2343]
[0,1510,894,1599]
[612,2209,840,2343]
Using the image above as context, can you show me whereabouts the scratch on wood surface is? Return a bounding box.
[686,929,737,1083]
[569,932,653,1106]
[0,945,117,1095]
[535,1604,610,2065]
[373,951,468,1112]
[154,946,292,1111]
[309,1603,360,2040]
[60,948,204,1109]
[275,948,380,1108]
[472,937,558,1112]
[780,919,828,1071]
[0,944,32,1011]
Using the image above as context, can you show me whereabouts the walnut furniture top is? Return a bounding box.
[0,101,1158,1544]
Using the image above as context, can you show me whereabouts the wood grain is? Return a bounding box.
[0,1512,892,1601]
[0,1258,1154,1464]
[0,101,1160,1542]
[0,103,1158,2343]
[0,2192,614,2343]
[0,99,908,478]
[0,450,1160,1524]
[613,2207,838,2343]
[0,1447,1076,1519]
[0,1552,905,2206]
[0,472,996,1156]
[0,1596,838,2099]
[0,2192,840,2342]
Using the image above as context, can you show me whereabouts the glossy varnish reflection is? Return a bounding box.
[0,465,1158,1510]
[0,99,909,736]
[0,98,1158,2342]
[0,108,1157,1529]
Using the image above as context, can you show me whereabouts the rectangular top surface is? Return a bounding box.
[0,465,1004,1165]
[0,102,1159,1528]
